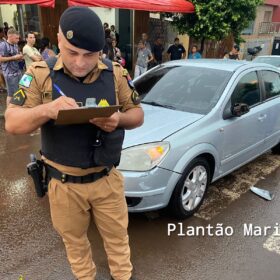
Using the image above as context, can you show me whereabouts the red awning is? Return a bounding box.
[0,0,55,7]
[68,0,195,13]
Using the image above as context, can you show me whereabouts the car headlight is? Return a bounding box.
[118,142,170,171]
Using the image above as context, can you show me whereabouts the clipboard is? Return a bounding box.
[55,105,122,125]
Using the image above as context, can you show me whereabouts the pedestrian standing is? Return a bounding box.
[5,6,143,280]
[167,38,186,61]
[134,39,153,78]
[224,45,240,60]
[188,45,202,59]
[152,37,164,65]
[23,32,42,69]
[141,33,152,51]
[0,28,23,105]
[39,37,56,60]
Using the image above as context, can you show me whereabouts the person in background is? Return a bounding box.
[0,28,6,91]
[141,33,152,51]
[0,28,23,105]
[188,45,202,59]
[224,45,240,60]
[152,37,164,65]
[103,22,109,30]
[134,39,153,78]
[3,22,9,37]
[110,25,119,45]
[23,32,42,69]
[40,37,56,60]
[167,38,186,61]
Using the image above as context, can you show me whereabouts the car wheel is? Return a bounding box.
[169,157,211,219]
[272,143,280,155]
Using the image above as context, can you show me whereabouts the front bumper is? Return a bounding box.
[120,166,181,212]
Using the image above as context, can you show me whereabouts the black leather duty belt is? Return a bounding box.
[46,164,112,184]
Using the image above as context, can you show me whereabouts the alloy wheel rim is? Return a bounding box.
[181,165,207,211]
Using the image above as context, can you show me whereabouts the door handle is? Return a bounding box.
[258,114,267,122]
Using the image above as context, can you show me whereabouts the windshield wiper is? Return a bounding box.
[141,101,176,110]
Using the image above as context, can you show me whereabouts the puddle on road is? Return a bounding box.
[195,153,280,220]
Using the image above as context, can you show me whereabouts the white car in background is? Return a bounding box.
[253,55,280,69]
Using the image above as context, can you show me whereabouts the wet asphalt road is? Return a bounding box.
[1,117,280,280]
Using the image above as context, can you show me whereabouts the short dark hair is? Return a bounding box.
[174,37,179,42]
[25,31,35,39]
[233,45,240,51]
[192,45,198,49]
[40,37,50,49]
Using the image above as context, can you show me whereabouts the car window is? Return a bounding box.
[134,65,232,114]
[231,71,261,107]
[261,70,280,100]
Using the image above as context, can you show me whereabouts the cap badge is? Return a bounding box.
[66,30,73,40]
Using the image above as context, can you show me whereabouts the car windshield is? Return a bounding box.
[253,57,280,67]
[134,65,232,114]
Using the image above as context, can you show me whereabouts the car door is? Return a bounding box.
[220,70,268,173]
[259,70,280,150]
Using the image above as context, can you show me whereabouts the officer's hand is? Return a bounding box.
[89,112,120,132]
[46,96,79,119]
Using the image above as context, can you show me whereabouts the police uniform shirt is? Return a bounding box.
[12,54,141,176]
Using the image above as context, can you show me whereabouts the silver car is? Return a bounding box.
[253,55,280,69]
[118,60,280,219]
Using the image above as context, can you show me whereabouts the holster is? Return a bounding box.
[27,154,49,198]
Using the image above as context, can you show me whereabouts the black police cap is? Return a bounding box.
[60,6,105,52]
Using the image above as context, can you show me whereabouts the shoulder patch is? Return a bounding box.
[122,68,129,77]
[10,89,26,106]
[122,68,134,89]
[112,61,121,67]
[131,90,141,105]
[19,74,33,88]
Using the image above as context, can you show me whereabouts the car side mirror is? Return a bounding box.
[231,103,250,117]
[223,102,250,120]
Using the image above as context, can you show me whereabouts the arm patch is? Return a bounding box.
[10,89,26,106]
[131,90,141,105]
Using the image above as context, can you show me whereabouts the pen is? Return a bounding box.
[53,83,66,96]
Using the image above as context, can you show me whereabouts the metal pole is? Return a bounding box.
[17,4,25,39]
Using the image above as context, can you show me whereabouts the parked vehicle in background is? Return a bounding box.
[253,55,280,69]
[118,60,280,219]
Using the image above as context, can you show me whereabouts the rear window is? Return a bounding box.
[134,65,232,114]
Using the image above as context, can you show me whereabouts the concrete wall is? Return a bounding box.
[89,7,117,28]
[241,34,274,60]
[253,5,274,34]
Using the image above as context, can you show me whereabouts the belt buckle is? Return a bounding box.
[61,173,67,183]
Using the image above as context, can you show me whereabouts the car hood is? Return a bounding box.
[123,104,204,148]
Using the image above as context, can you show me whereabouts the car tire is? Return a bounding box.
[169,157,211,219]
[272,143,280,155]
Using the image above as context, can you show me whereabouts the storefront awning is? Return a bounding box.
[68,0,195,13]
[0,0,55,7]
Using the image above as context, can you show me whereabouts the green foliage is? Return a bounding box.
[166,0,263,41]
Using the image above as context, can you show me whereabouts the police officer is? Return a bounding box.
[5,7,143,280]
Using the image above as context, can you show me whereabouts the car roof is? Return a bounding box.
[161,59,254,72]
[161,59,278,72]
[254,55,280,58]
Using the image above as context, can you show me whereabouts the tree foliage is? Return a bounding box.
[166,0,263,43]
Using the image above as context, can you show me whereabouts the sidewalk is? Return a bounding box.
[0,91,6,118]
